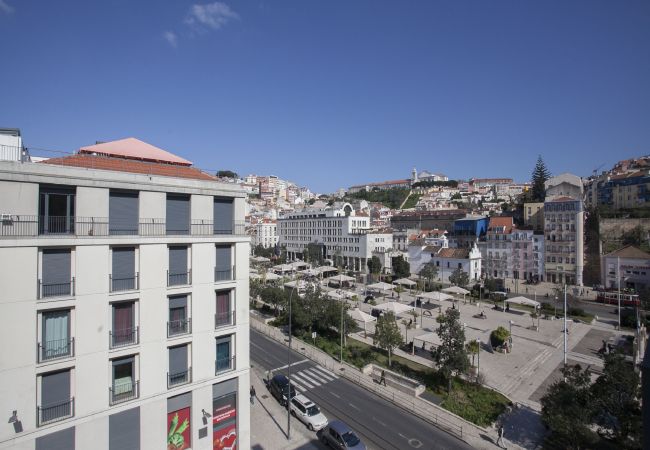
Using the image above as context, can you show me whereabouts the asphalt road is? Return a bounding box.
[250,329,474,450]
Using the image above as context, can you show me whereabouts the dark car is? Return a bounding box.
[317,420,366,450]
[364,295,375,303]
[268,374,297,406]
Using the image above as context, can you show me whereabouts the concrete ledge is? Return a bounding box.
[362,363,425,396]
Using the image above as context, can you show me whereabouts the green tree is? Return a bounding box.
[367,256,382,282]
[448,267,470,288]
[622,225,648,250]
[373,312,403,366]
[260,286,287,316]
[433,308,468,392]
[531,155,551,202]
[253,244,275,258]
[489,326,510,348]
[418,263,438,291]
[303,242,324,266]
[216,170,238,179]
[466,340,479,367]
[392,255,410,279]
[541,364,595,449]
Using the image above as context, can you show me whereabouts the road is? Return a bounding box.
[250,329,474,450]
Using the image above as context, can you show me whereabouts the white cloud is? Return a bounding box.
[0,0,15,14]
[163,31,178,48]
[184,2,239,32]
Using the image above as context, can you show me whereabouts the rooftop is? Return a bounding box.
[604,245,650,260]
[79,137,192,166]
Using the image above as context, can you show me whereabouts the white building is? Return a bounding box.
[277,203,393,272]
[409,243,482,282]
[0,128,24,162]
[0,138,250,450]
[253,220,278,249]
[601,246,650,291]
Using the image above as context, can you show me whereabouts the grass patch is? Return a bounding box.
[402,193,421,209]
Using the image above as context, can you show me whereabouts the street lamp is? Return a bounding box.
[563,283,567,372]
[286,284,297,440]
[476,338,481,384]
[509,320,514,350]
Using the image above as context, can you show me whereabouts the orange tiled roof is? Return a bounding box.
[438,247,470,258]
[605,245,650,259]
[40,153,216,181]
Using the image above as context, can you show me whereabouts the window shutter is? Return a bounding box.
[109,191,138,235]
[169,345,188,375]
[36,427,75,450]
[41,370,71,407]
[109,407,140,450]
[169,295,187,310]
[215,245,231,271]
[169,246,188,276]
[213,198,233,234]
[112,247,135,282]
[42,249,71,285]
[166,195,190,235]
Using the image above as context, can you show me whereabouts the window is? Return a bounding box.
[109,190,138,235]
[111,247,137,292]
[110,356,138,405]
[168,246,190,286]
[111,301,137,348]
[215,335,234,374]
[40,249,73,298]
[39,309,73,362]
[38,369,73,426]
[39,185,75,235]
[215,290,234,328]
[215,245,233,282]
[168,295,190,337]
[166,194,190,235]
[168,344,191,388]
[214,197,234,234]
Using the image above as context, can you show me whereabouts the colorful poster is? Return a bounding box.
[213,393,237,450]
[167,407,192,450]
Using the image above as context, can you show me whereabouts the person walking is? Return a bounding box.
[496,424,506,448]
[380,370,386,386]
[250,385,256,405]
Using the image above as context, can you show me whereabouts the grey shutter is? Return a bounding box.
[166,195,190,235]
[169,246,187,275]
[169,295,187,309]
[112,247,135,281]
[167,392,192,411]
[215,245,231,271]
[109,407,140,450]
[42,370,70,407]
[42,249,71,285]
[213,197,233,234]
[109,191,138,235]
[36,427,75,450]
[169,345,188,375]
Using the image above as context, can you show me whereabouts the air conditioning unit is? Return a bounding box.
[1,214,13,224]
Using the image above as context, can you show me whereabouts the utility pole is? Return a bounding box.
[617,256,621,330]
[287,285,296,440]
[563,283,567,374]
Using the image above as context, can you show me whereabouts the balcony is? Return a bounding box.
[110,327,139,349]
[191,219,247,236]
[168,270,192,287]
[215,266,235,282]
[109,380,139,406]
[38,278,75,299]
[215,311,236,329]
[38,398,74,426]
[38,337,74,363]
[215,355,236,375]
[168,318,192,337]
[110,273,139,293]
[167,368,192,388]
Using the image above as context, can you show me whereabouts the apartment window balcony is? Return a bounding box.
[109,380,139,406]
[190,220,247,236]
[215,311,236,329]
[38,338,74,363]
[38,398,74,426]
[168,318,192,337]
[215,266,235,282]
[167,368,192,388]
[138,219,166,236]
[110,327,139,349]
[109,273,139,292]
[215,355,236,375]
[38,278,75,299]
[167,270,192,287]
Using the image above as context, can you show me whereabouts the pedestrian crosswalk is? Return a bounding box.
[289,365,339,393]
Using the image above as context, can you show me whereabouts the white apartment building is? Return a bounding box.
[409,243,482,282]
[601,246,650,291]
[277,203,393,272]
[0,138,250,450]
[0,128,24,162]
[252,220,278,249]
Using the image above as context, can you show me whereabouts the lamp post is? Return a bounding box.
[339,290,345,363]
[617,256,621,330]
[286,284,296,440]
[509,320,514,350]
[563,283,567,373]
[476,338,481,384]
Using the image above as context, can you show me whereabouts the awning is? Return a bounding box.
[505,296,541,308]
[393,278,416,287]
[317,266,339,275]
[372,301,414,314]
[348,307,376,323]
[367,282,395,291]
[442,286,470,295]
[251,256,270,263]
[262,272,282,281]
[328,274,356,283]
[416,291,454,301]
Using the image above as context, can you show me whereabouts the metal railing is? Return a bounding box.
[110,326,139,349]
[38,397,74,426]
[215,355,236,374]
[138,219,166,236]
[38,337,74,363]
[214,266,234,282]
[39,216,76,235]
[0,144,23,162]
[168,318,192,337]
[215,310,236,329]
[110,273,139,292]
[168,269,191,287]
[192,219,247,236]
[109,380,139,405]
[38,278,75,299]
[168,368,192,388]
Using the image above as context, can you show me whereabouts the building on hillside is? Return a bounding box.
[0,137,250,450]
[390,209,467,232]
[543,173,585,285]
[587,170,650,210]
[348,179,411,194]
[450,215,489,248]
[252,219,278,249]
[468,178,513,191]
[524,202,545,233]
[412,168,449,183]
[393,228,419,252]
[277,203,393,272]
[601,246,650,291]
[482,217,514,280]
[409,243,481,282]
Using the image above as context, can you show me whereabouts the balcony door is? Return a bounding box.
[39,185,75,234]
[42,310,71,360]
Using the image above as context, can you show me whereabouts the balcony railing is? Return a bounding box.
[109,380,139,405]
[215,355,236,375]
[38,337,74,363]
[168,368,192,388]
[192,220,247,236]
[168,318,192,337]
[110,273,139,292]
[38,278,75,299]
[168,270,192,287]
[110,326,139,349]
[215,310,236,329]
[215,266,235,282]
[38,397,74,426]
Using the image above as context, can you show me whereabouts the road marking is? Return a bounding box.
[372,417,386,427]
[296,371,322,386]
[292,372,316,389]
[270,359,309,372]
[408,438,423,448]
[312,365,338,380]
[329,391,340,399]
[303,368,329,384]
[349,403,360,411]
[290,380,306,392]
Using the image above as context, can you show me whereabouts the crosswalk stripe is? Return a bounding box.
[296,371,322,386]
[311,366,337,380]
[303,368,329,384]
[292,372,315,389]
[290,380,306,392]
[313,366,339,379]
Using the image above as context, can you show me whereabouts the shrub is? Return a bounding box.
[568,307,586,317]
[490,326,510,348]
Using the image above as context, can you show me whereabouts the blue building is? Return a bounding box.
[452,215,489,247]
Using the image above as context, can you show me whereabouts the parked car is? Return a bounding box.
[290,394,328,431]
[268,374,297,406]
[317,420,366,450]
[370,308,384,318]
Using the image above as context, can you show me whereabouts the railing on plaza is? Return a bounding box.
[168,318,192,337]
[110,273,139,292]
[215,310,236,329]
[215,355,236,375]
[110,326,139,349]
[109,380,139,406]
[168,269,192,287]
[38,278,75,299]
[168,368,192,388]
[37,337,75,363]
[38,398,74,426]
[215,266,235,282]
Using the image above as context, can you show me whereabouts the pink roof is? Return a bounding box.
[79,137,192,166]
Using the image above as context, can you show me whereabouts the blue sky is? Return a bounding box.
[1,1,649,193]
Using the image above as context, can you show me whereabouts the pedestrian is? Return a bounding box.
[250,385,256,405]
[496,424,505,448]
[380,369,386,386]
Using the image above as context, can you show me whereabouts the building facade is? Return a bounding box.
[409,243,481,282]
[252,220,278,249]
[390,209,467,232]
[601,246,650,291]
[0,138,250,450]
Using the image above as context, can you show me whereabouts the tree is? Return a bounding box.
[373,312,403,366]
[419,263,438,291]
[392,255,410,279]
[541,364,595,449]
[466,340,479,367]
[622,225,648,250]
[531,155,551,202]
[367,256,382,282]
[448,267,470,288]
[303,242,324,266]
[433,308,468,392]
[216,170,238,179]
[260,286,287,316]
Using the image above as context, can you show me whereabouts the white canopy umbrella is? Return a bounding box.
[317,266,339,275]
[416,291,454,302]
[272,264,294,274]
[505,296,541,308]
[250,273,262,280]
[412,331,442,352]
[372,301,414,315]
[327,274,356,287]
[251,256,270,263]
[367,282,395,292]
[326,291,346,301]
[348,307,376,337]
[262,272,282,281]
[290,261,309,269]
[393,278,417,287]
[442,286,471,295]
[298,268,320,277]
